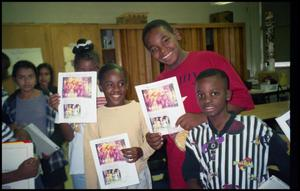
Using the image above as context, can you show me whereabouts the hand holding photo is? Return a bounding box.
[90,133,139,189]
[57,72,97,123]
[135,77,186,135]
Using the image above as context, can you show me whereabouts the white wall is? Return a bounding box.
[2,2,262,77]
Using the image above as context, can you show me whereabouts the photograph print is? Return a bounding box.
[62,76,92,98]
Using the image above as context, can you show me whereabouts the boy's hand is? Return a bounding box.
[17,157,40,179]
[176,113,207,131]
[121,147,143,163]
[48,93,60,111]
[146,132,164,150]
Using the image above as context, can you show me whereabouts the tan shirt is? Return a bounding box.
[83,100,155,188]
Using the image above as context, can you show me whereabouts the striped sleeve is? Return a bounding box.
[2,122,15,143]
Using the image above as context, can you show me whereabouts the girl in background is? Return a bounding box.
[3,60,67,189]
[49,38,107,189]
[36,63,57,95]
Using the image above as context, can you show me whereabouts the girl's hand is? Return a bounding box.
[48,93,61,111]
[96,96,107,108]
[121,147,143,163]
[146,132,164,150]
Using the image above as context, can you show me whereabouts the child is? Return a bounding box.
[2,52,40,185]
[83,63,155,189]
[142,19,255,188]
[182,68,290,189]
[49,38,107,189]
[2,60,67,189]
[35,63,57,96]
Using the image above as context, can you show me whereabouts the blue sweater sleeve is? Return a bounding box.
[182,145,201,181]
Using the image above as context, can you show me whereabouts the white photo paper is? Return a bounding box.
[275,110,290,141]
[90,133,139,189]
[57,72,97,123]
[258,175,289,189]
[24,123,60,157]
[135,77,186,135]
[2,141,35,189]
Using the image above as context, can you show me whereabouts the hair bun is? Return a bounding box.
[72,38,94,54]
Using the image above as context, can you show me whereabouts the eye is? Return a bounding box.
[104,82,113,88]
[162,37,170,43]
[118,81,125,87]
[196,91,204,99]
[150,47,158,54]
[211,91,219,96]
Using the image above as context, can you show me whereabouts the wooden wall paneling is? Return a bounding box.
[119,29,137,100]
[2,24,52,94]
[236,27,246,79]
[223,28,231,61]
[113,29,122,66]
[213,28,219,52]
[229,27,237,72]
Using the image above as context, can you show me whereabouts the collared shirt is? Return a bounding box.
[182,114,289,189]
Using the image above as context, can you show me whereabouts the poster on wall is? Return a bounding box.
[63,45,75,72]
[2,48,44,75]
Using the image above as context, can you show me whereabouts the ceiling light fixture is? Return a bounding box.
[213,2,233,5]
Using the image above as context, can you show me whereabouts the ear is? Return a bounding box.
[174,29,182,41]
[226,89,232,101]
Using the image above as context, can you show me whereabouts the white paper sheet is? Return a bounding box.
[258,175,289,189]
[24,123,60,157]
[57,72,97,123]
[2,142,35,189]
[90,133,139,189]
[275,110,290,141]
[135,77,186,135]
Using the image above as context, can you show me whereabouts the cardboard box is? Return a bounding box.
[116,12,148,24]
[210,11,233,23]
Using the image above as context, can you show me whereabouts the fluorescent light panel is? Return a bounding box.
[213,2,233,5]
[275,61,290,67]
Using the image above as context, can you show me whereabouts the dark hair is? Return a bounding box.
[2,52,11,69]
[37,63,54,86]
[12,60,37,78]
[72,38,100,69]
[98,63,126,84]
[196,68,230,89]
[142,19,174,47]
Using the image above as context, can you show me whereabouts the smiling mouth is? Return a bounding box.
[162,52,172,60]
[112,95,121,99]
[204,106,215,112]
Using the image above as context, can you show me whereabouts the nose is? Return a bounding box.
[112,84,120,93]
[159,46,168,56]
[203,95,212,104]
